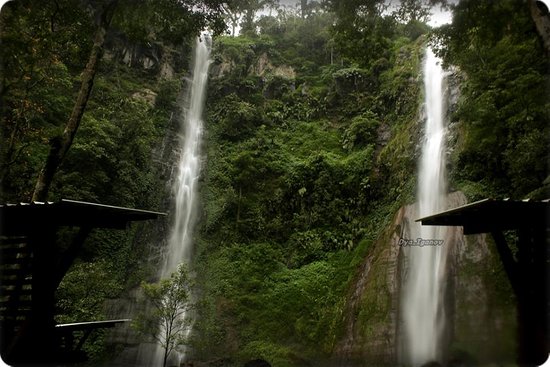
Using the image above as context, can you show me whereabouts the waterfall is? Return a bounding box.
[400,48,449,366]
[149,35,211,367]
[163,36,211,277]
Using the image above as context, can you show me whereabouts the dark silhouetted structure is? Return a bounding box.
[0,199,165,365]
[418,198,550,367]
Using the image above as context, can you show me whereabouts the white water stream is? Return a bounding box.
[401,48,449,366]
[149,36,211,367]
[163,36,211,277]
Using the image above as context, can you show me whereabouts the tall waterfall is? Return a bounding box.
[164,36,211,277]
[401,48,449,366]
[147,36,211,367]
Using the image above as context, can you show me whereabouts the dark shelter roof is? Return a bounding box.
[0,199,165,235]
[0,200,164,365]
[55,319,131,332]
[416,198,550,234]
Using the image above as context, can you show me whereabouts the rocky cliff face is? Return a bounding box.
[333,191,517,365]
[104,32,188,80]
[210,51,296,80]
[332,204,402,366]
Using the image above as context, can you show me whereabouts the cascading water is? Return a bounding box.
[149,35,211,367]
[163,36,211,277]
[400,47,450,366]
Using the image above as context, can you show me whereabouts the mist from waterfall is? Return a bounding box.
[400,47,450,366]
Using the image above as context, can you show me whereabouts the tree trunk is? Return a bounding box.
[528,0,550,57]
[301,0,308,18]
[236,185,242,225]
[31,0,118,202]
[162,347,168,367]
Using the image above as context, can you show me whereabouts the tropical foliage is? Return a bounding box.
[0,0,547,365]
[134,265,194,367]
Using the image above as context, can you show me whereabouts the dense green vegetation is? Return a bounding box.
[190,1,548,364]
[436,0,549,199]
[0,0,220,362]
[1,0,547,365]
[190,9,429,365]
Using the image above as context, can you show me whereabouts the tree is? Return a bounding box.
[392,0,449,24]
[27,0,226,202]
[134,265,194,367]
[322,0,396,67]
[434,0,549,197]
[0,0,94,198]
[300,0,307,18]
[31,0,118,202]
[114,0,226,44]
[221,0,277,35]
[393,0,431,23]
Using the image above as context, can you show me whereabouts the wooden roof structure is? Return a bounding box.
[416,198,550,234]
[417,197,550,366]
[1,199,165,234]
[0,199,165,365]
[55,318,131,332]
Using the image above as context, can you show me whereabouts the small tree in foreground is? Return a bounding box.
[133,264,193,367]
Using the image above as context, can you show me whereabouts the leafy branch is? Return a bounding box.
[133,264,194,367]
